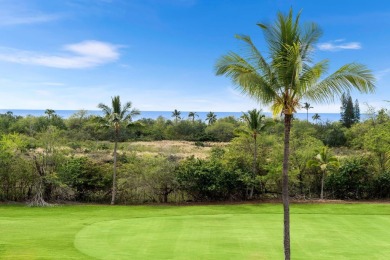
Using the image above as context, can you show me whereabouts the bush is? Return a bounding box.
[205,121,236,142]
[58,157,111,201]
[371,171,390,199]
[176,157,245,201]
[316,122,347,147]
[326,158,372,199]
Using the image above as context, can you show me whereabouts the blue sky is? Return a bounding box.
[0,0,389,113]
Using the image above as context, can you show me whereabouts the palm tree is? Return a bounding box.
[98,96,140,205]
[302,102,313,122]
[242,109,266,199]
[206,112,217,125]
[215,9,375,259]
[188,111,198,123]
[312,113,321,124]
[45,109,56,120]
[172,109,181,124]
[307,146,339,200]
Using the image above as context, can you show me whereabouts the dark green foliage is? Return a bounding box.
[0,153,34,201]
[177,157,245,201]
[165,120,206,141]
[0,112,21,134]
[326,158,371,199]
[340,93,359,128]
[58,157,111,202]
[354,99,360,122]
[371,171,390,198]
[316,122,347,147]
[205,121,236,142]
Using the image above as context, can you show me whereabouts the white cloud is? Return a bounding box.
[317,40,362,51]
[0,41,120,69]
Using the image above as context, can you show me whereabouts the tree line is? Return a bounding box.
[0,105,388,205]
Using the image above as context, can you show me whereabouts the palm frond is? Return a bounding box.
[111,96,122,114]
[123,108,140,122]
[298,60,329,96]
[97,103,112,117]
[235,34,274,78]
[300,22,322,61]
[215,52,277,104]
[304,63,375,103]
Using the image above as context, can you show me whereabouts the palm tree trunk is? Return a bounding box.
[283,114,292,260]
[111,131,118,205]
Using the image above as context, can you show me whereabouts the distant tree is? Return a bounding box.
[302,102,313,122]
[45,109,56,120]
[312,113,321,124]
[188,112,198,123]
[307,146,339,199]
[172,109,181,124]
[206,112,217,125]
[340,93,356,128]
[354,99,360,123]
[98,96,140,205]
[241,109,266,199]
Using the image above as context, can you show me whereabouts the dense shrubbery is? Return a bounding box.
[0,108,389,204]
[177,156,246,201]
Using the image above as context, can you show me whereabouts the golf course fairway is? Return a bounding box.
[0,203,389,259]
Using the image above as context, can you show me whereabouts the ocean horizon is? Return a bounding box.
[0,109,368,123]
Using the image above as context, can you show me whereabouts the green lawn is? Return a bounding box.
[0,203,389,259]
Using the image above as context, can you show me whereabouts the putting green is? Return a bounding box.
[74,214,282,259]
[74,212,390,260]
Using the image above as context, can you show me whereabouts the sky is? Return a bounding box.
[0,0,389,113]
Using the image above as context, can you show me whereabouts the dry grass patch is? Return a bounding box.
[126,140,226,159]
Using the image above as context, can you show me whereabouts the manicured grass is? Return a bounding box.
[0,203,389,259]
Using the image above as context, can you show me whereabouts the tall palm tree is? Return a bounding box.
[188,111,198,123]
[98,96,140,205]
[307,146,339,200]
[172,109,181,124]
[302,102,313,122]
[312,113,321,124]
[206,111,217,125]
[215,9,375,259]
[242,109,266,199]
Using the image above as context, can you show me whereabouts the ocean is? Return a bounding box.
[0,109,353,122]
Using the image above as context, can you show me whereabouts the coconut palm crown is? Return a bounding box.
[98,96,140,133]
[188,111,198,123]
[172,109,181,124]
[215,9,375,260]
[302,102,313,122]
[206,111,217,125]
